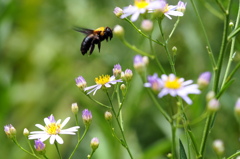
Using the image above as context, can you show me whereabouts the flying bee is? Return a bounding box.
[74,26,113,55]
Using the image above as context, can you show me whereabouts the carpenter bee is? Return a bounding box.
[74,26,113,55]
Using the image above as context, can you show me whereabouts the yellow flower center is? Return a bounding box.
[95,75,111,85]
[135,0,149,9]
[163,4,169,13]
[165,78,181,89]
[45,123,61,135]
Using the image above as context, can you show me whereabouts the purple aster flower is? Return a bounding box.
[144,73,163,92]
[75,76,87,89]
[197,72,211,89]
[4,124,16,138]
[34,139,46,151]
[82,109,92,125]
[113,64,122,79]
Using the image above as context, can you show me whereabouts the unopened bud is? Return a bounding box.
[113,64,122,79]
[82,109,92,126]
[229,21,234,27]
[113,7,123,17]
[213,139,224,155]
[23,128,29,137]
[206,91,215,101]
[122,69,133,81]
[75,76,87,90]
[141,20,153,33]
[197,72,211,89]
[90,137,99,151]
[71,103,79,115]
[105,111,112,121]
[113,25,124,39]
[176,1,187,12]
[4,124,16,139]
[207,98,220,112]
[34,139,46,153]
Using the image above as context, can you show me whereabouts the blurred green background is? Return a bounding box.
[1,0,240,158]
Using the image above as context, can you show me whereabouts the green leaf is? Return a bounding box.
[179,139,188,159]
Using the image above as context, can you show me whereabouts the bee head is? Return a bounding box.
[104,27,113,40]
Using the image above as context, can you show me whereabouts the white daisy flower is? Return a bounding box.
[84,75,122,95]
[163,4,184,19]
[28,114,80,144]
[158,74,200,105]
[120,0,166,22]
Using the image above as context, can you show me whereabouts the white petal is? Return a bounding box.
[169,89,177,96]
[161,74,168,81]
[158,88,168,97]
[164,13,172,19]
[180,95,192,105]
[93,85,102,95]
[84,84,98,91]
[44,118,51,125]
[30,131,46,134]
[131,12,140,22]
[56,119,61,125]
[166,10,183,16]
[50,135,56,144]
[144,83,151,87]
[182,80,193,86]
[40,134,51,142]
[35,124,45,130]
[104,83,111,87]
[55,135,64,144]
[61,117,70,128]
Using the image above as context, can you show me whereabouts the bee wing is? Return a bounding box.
[73,27,94,35]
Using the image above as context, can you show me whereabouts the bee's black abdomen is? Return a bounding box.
[81,35,94,55]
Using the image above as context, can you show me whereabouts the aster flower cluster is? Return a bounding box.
[74,64,134,158]
[75,64,133,96]
[114,0,186,22]
[4,104,99,159]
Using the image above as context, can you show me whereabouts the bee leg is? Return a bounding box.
[97,41,101,52]
[89,43,95,55]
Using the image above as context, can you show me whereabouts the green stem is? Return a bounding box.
[117,82,130,118]
[74,114,80,140]
[215,0,227,14]
[167,17,181,42]
[26,136,35,154]
[69,126,89,159]
[106,91,133,159]
[221,0,240,89]
[86,94,111,108]
[124,18,164,46]
[226,151,240,159]
[12,138,41,159]
[213,0,231,93]
[198,113,214,159]
[88,149,96,159]
[170,121,176,159]
[121,38,154,59]
[149,35,166,74]
[54,142,62,159]
[116,83,124,130]
[158,18,176,74]
[146,89,171,122]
